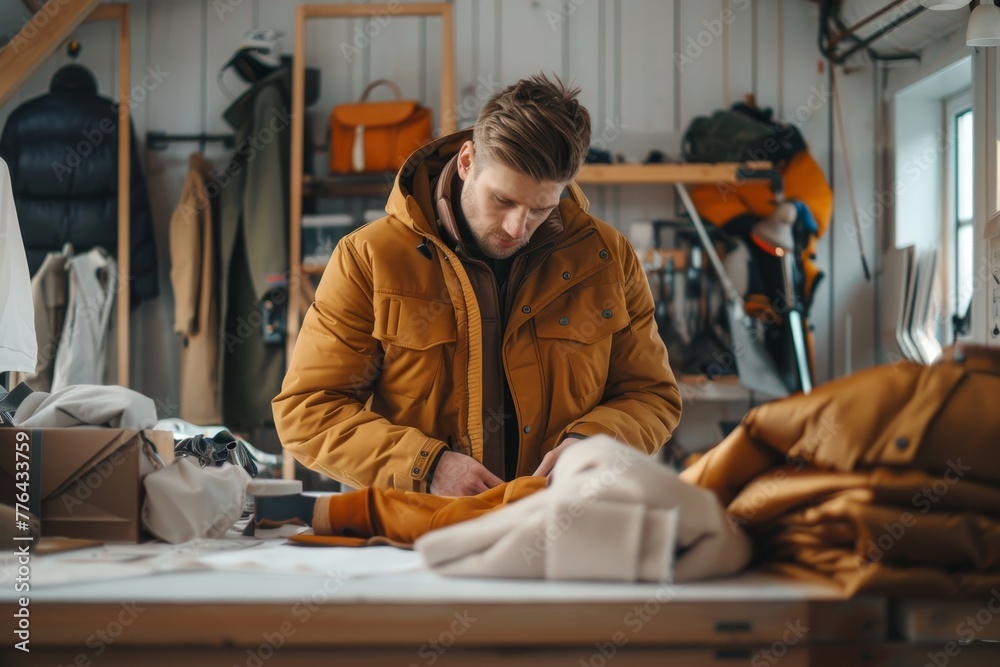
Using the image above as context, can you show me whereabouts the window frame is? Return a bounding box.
[945,89,973,339]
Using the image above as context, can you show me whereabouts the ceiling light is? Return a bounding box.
[919,0,971,9]
[967,1,1000,46]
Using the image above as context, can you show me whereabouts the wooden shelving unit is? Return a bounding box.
[285,3,456,479]
[288,3,456,369]
[0,3,133,387]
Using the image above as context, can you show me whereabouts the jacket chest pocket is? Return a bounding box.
[372,293,457,399]
[534,281,630,401]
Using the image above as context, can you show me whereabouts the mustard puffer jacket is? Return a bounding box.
[272,131,682,491]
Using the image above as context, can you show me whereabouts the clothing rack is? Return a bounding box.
[146,131,235,152]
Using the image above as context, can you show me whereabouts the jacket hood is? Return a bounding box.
[223,65,292,130]
[385,129,591,239]
[50,65,98,94]
[223,57,321,132]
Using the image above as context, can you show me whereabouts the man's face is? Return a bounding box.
[457,141,566,260]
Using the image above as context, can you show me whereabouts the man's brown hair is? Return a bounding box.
[472,72,591,183]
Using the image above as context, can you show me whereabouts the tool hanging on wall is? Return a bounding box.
[676,184,803,397]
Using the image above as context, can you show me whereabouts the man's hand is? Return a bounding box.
[532,437,582,478]
[429,451,504,496]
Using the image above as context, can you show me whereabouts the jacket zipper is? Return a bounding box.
[414,233,478,458]
[412,224,601,464]
[503,226,599,472]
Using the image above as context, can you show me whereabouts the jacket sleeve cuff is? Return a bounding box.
[400,430,450,492]
[558,422,610,442]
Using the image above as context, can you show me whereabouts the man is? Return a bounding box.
[273,73,681,495]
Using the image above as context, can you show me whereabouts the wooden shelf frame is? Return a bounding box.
[302,171,395,198]
[288,3,456,364]
[84,4,132,388]
[1,3,132,386]
[285,3,456,478]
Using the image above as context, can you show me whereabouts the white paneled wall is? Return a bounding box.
[1,0,879,431]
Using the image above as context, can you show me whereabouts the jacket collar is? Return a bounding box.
[433,154,467,249]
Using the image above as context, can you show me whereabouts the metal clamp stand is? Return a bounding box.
[780,249,814,395]
[675,182,806,397]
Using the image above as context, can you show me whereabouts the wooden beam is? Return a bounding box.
[0,0,103,107]
[84,3,124,22]
[301,3,454,18]
[27,598,884,647]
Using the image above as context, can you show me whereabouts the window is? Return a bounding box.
[952,103,974,334]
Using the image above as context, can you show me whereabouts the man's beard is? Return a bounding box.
[459,175,527,260]
[476,229,527,260]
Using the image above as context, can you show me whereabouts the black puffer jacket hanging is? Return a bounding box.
[0,64,158,307]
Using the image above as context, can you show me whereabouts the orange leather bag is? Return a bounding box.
[328,79,433,174]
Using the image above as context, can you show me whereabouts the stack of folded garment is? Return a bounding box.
[682,344,1000,598]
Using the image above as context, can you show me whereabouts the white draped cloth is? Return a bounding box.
[0,157,36,375]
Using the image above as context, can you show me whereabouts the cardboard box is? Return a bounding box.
[0,428,174,543]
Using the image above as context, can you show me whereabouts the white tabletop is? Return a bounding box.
[2,536,846,604]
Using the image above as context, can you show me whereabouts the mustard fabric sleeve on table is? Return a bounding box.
[290,477,548,547]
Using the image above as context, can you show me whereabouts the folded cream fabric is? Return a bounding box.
[14,384,158,430]
[142,457,250,544]
[415,435,752,583]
